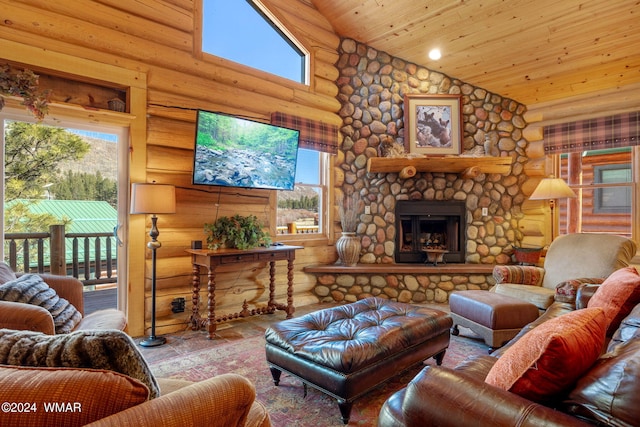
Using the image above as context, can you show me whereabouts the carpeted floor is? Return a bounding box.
[141,302,489,427]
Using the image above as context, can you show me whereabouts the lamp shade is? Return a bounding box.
[130,183,176,214]
[529,177,576,200]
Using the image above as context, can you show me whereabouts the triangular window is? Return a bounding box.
[202,0,306,84]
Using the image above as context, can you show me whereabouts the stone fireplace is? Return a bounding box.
[396,200,466,264]
[306,38,531,305]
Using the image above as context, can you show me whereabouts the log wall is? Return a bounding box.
[0,0,341,337]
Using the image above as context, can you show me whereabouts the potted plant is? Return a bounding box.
[204,214,272,250]
[336,192,362,266]
[0,64,50,120]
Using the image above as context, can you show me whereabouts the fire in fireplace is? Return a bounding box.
[395,200,466,264]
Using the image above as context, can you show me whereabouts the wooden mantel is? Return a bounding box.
[366,156,512,177]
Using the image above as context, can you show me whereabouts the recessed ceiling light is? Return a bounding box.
[429,48,442,60]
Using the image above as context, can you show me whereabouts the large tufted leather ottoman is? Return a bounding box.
[264,297,452,424]
[449,290,539,350]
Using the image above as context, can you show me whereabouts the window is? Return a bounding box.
[593,163,632,214]
[557,148,635,238]
[276,148,328,237]
[201,0,307,83]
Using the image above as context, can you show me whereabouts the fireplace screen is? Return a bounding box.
[396,200,466,263]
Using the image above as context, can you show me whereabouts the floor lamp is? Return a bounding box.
[529,177,576,241]
[130,182,176,347]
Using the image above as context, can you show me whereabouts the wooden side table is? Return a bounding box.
[186,245,303,339]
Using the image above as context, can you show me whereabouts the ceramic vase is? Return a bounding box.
[336,232,361,266]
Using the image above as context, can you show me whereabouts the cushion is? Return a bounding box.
[555,278,605,306]
[77,308,128,331]
[492,265,544,286]
[485,307,607,403]
[0,274,82,333]
[0,365,149,427]
[563,338,640,426]
[492,283,555,311]
[0,328,160,398]
[588,266,640,336]
[0,261,16,284]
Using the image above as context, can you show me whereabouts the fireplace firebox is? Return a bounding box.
[395,200,466,264]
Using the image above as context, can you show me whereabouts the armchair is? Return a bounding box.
[0,262,126,334]
[0,328,270,427]
[492,233,636,310]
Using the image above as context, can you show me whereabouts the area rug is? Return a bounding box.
[149,330,488,426]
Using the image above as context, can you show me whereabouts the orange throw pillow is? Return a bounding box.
[588,266,640,335]
[485,307,607,403]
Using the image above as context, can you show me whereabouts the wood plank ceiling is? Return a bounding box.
[310,0,640,106]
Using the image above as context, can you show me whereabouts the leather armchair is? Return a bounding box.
[0,265,126,334]
[492,233,636,310]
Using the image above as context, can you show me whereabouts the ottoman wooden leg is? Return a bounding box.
[433,349,446,366]
[269,367,282,386]
[338,400,352,425]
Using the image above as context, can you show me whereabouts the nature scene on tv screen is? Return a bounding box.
[193,111,299,190]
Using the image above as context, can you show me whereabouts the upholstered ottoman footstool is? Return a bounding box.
[449,290,539,350]
[264,297,452,424]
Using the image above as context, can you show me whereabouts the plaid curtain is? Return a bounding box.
[270,112,338,154]
[543,111,640,154]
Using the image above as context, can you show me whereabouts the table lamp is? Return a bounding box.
[130,182,176,347]
[529,176,576,241]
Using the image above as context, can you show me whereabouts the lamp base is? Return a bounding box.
[139,335,166,348]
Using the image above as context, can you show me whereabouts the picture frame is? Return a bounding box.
[403,94,462,156]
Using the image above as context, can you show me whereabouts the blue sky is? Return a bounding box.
[202,0,303,83]
[201,1,316,185]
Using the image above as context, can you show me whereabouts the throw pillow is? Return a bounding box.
[493,265,544,286]
[0,365,149,427]
[0,329,160,398]
[0,274,82,333]
[485,307,607,403]
[587,266,640,336]
[0,261,16,284]
[555,278,605,306]
[563,338,640,426]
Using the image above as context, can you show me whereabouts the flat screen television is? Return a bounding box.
[192,110,300,190]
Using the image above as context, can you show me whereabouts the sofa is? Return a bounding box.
[0,328,271,427]
[0,261,127,334]
[492,233,636,310]
[379,265,640,427]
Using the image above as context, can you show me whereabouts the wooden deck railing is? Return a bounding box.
[4,225,117,287]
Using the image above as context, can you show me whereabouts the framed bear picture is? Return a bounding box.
[403,94,462,156]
